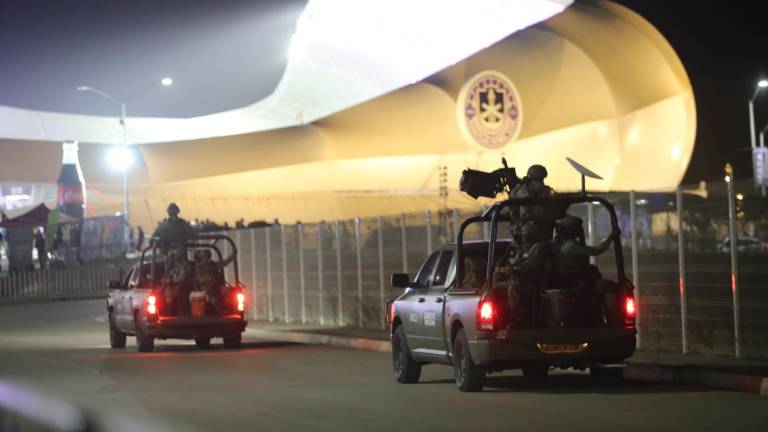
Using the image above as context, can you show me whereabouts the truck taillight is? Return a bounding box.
[477,299,495,331]
[624,295,636,325]
[236,291,246,313]
[146,294,157,315]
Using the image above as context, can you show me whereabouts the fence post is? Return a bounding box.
[298,223,306,324]
[629,190,641,349]
[317,222,325,325]
[726,174,741,358]
[335,220,343,326]
[378,216,385,329]
[266,227,273,322]
[400,213,408,274]
[676,186,688,354]
[426,210,432,254]
[249,228,258,320]
[355,218,363,327]
[281,224,289,323]
[452,208,459,242]
[587,202,596,265]
[235,230,243,289]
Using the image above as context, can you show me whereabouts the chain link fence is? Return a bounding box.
[1,177,766,359]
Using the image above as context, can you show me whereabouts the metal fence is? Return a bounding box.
[1,177,766,360]
[219,179,767,360]
[0,264,115,302]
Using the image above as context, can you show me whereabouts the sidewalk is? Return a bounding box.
[245,321,768,395]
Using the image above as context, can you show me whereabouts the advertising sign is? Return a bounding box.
[753,147,768,187]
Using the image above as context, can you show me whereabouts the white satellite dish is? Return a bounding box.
[566,157,603,194]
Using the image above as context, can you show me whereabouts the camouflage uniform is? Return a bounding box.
[510,164,556,242]
[460,256,487,290]
[194,249,236,314]
[553,216,616,324]
[163,250,193,316]
[494,222,548,327]
[152,203,195,254]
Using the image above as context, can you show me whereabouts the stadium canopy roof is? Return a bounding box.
[0,0,572,145]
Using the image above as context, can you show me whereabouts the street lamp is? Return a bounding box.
[748,79,768,150]
[76,77,173,228]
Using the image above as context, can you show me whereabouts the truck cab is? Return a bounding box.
[388,194,637,391]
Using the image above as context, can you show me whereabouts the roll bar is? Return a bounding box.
[455,194,625,292]
[138,234,240,286]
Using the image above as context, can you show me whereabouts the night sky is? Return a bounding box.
[615,0,768,184]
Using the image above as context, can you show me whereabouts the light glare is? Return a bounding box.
[759,80,768,88]
[161,77,173,86]
[107,146,134,171]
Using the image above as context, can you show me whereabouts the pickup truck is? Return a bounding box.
[107,235,248,352]
[387,195,637,391]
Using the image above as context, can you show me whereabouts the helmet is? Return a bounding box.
[526,165,548,181]
[167,203,180,216]
[556,216,584,238]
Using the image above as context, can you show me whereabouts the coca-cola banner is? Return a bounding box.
[57,184,84,206]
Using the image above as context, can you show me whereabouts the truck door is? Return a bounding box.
[114,268,134,328]
[400,251,440,353]
[416,250,453,357]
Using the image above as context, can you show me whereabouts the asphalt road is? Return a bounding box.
[1,300,767,432]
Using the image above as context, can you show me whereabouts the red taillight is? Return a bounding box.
[477,300,495,331]
[146,294,157,315]
[236,291,246,313]
[625,297,636,317]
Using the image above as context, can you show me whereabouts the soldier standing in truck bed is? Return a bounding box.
[152,203,195,253]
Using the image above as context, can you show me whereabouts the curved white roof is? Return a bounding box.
[0,0,572,145]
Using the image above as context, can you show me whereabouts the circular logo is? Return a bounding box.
[457,70,522,150]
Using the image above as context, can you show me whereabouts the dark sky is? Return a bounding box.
[614,0,768,184]
[0,0,306,118]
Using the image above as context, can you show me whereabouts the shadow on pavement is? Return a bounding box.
[420,373,712,394]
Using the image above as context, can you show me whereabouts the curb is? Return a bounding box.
[245,328,391,352]
[245,328,767,396]
[625,363,768,396]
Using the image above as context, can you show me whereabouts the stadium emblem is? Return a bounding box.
[457,70,522,150]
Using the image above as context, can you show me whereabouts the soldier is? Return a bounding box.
[510,164,557,243]
[152,203,195,254]
[162,249,193,316]
[193,249,235,314]
[460,255,487,290]
[552,215,617,324]
[493,221,549,327]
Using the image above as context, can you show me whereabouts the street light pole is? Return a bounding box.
[748,80,768,149]
[121,101,129,222]
[76,78,173,232]
[748,79,768,196]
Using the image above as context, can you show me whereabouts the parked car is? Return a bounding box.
[716,236,768,254]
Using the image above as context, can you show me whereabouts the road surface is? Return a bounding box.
[1,299,766,431]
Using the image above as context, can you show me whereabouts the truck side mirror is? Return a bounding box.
[391,273,411,288]
[108,280,122,290]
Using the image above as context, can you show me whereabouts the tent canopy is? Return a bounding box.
[0,204,79,228]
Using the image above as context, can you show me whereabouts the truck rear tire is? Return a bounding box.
[522,364,549,382]
[590,365,624,385]
[223,334,242,349]
[392,325,421,383]
[453,329,485,392]
[108,314,126,349]
[195,337,212,349]
[136,329,154,352]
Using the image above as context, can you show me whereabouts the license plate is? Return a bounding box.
[536,342,588,354]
